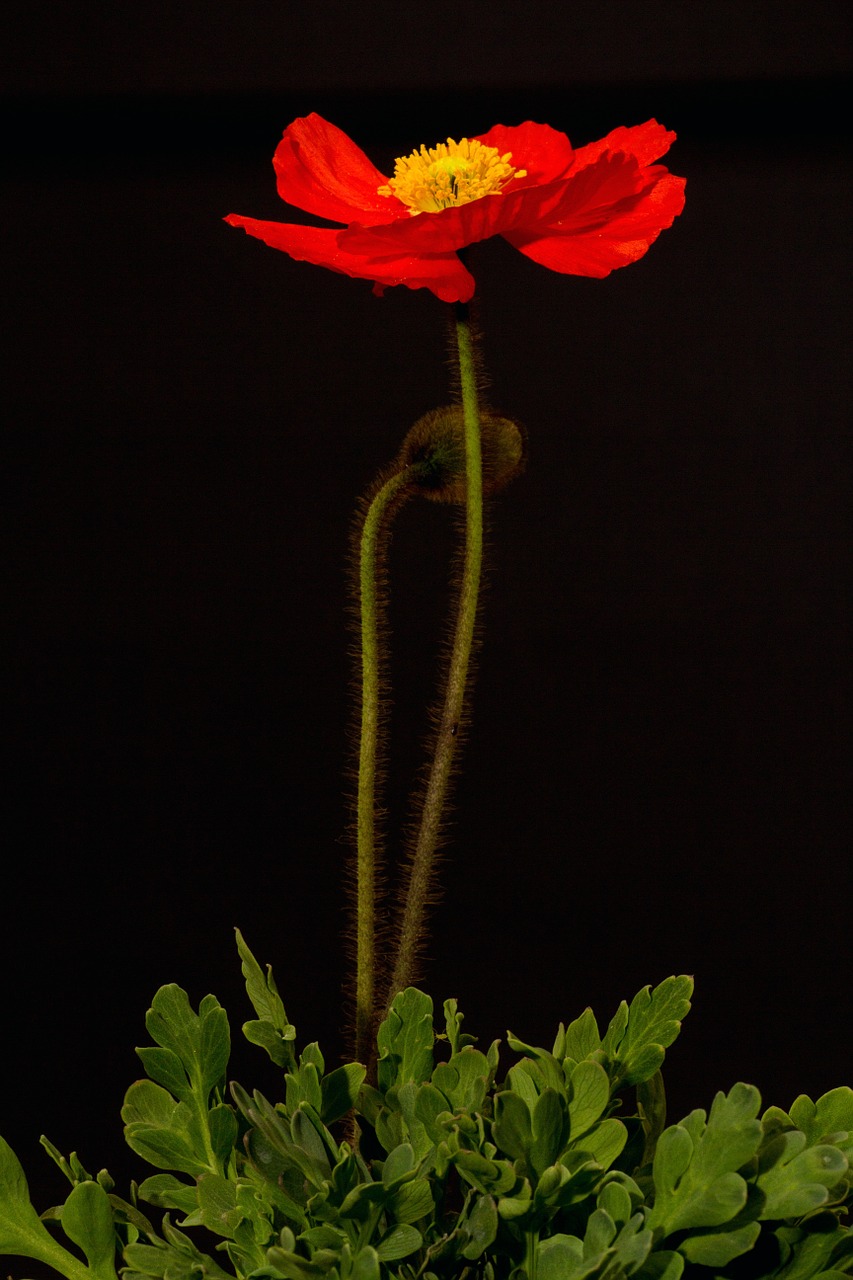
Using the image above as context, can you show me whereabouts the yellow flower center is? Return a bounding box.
[378,137,525,215]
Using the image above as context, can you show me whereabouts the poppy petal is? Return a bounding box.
[272,113,403,225]
[339,176,573,256]
[572,118,677,172]
[224,215,475,302]
[504,171,686,277]
[473,121,575,184]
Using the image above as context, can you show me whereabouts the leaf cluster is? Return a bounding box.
[1,943,850,1280]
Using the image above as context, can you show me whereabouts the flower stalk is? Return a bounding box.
[353,465,416,1064]
[383,301,484,1009]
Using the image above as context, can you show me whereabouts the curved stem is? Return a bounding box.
[384,301,484,1004]
[354,465,414,1064]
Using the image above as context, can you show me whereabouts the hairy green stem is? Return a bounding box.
[385,301,484,1004]
[354,465,414,1064]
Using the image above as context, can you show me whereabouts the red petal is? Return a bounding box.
[272,113,403,225]
[504,171,686,277]
[474,121,575,184]
[224,215,475,302]
[571,119,677,172]
[338,176,573,256]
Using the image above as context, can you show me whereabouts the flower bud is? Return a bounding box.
[397,406,526,504]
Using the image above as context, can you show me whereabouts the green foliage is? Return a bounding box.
[1,951,850,1280]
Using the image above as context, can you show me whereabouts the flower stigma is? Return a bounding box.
[378,137,526,215]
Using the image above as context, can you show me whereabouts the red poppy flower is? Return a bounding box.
[226,113,685,303]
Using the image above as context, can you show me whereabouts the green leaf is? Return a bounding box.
[603,977,693,1091]
[443,998,478,1055]
[38,1140,95,1189]
[389,1177,434,1224]
[321,1063,366,1125]
[460,1194,498,1260]
[758,1132,849,1219]
[492,1090,532,1162]
[381,1142,416,1188]
[637,1070,668,1165]
[376,989,434,1094]
[555,1007,602,1065]
[196,1174,241,1238]
[136,1174,198,1214]
[135,1048,192,1103]
[124,1216,234,1280]
[789,1087,853,1155]
[678,1221,761,1266]
[350,1247,380,1280]
[375,1224,422,1261]
[633,1252,684,1280]
[646,1083,764,1237]
[0,1135,90,1280]
[61,1182,119,1280]
[771,1223,853,1279]
[242,1020,294,1068]
[431,1048,492,1113]
[566,1060,610,1141]
[235,929,296,1063]
[536,1234,584,1280]
[143,987,230,1100]
[573,1117,628,1169]
[121,1082,209,1177]
[531,1089,568,1177]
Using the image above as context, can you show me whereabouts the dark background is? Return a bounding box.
[3,0,850,1220]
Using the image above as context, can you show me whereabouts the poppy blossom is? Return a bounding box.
[226,113,685,303]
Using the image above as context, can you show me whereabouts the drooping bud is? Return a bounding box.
[397,406,526,504]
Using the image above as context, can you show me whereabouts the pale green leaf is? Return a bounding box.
[61,1182,118,1280]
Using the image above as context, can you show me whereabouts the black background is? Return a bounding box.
[3,0,850,1221]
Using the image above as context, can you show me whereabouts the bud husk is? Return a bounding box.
[396,406,526,504]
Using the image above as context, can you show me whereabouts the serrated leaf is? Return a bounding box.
[606,977,693,1091]
[432,1048,491,1114]
[556,1007,602,1065]
[142,986,230,1101]
[121,1081,210,1177]
[235,929,294,1041]
[376,989,434,1094]
[443,998,477,1055]
[647,1083,763,1237]
[61,1181,119,1280]
[790,1087,853,1155]
[758,1133,848,1219]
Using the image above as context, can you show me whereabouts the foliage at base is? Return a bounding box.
[2,936,850,1279]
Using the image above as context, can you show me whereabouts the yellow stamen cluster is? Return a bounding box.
[378,137,525,215]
